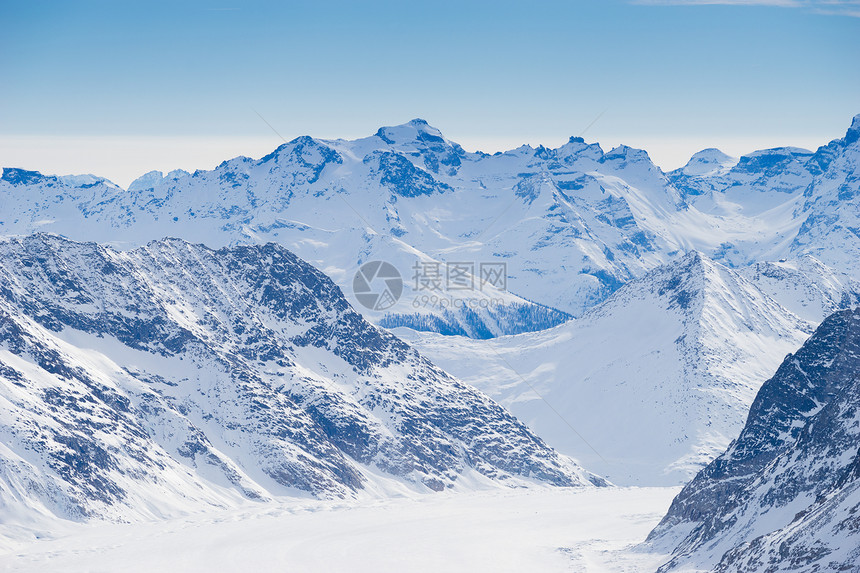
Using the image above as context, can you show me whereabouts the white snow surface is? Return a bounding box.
[0,486,679,573]
[396,252,812,486]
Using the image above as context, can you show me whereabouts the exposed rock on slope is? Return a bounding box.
[648,307,860,572]
[397,252,811,486]
[0,234,601,523]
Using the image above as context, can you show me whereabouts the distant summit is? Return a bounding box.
[680,148,737,177]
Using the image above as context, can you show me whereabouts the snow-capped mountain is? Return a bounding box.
[396,251,811,486]
[675,148,738,179]
[647,307,860,572]
[0,119,679,329]
[0,234,601,524]
[673,115,860,268]
[3,116,856,337]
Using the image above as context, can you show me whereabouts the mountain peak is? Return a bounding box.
[681,148,737,177]
[630,252,809,339]
[846,113,860,145]
[534,250,811,485]
[1,167,48,186]
[374,119,447,146]
[556,137,604,163]
[599,144,658,170]
[128,170,165,192]
[804,113,860,175]
[372,119,464,175]
[127,169,190,192]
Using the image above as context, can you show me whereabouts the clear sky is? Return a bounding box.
[2,0,859,187]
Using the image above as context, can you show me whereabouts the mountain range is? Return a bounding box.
[2,115,858,338]
[2,116,860,572]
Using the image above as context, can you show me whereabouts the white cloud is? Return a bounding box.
[633,0,802,5]
[631,0,860,15]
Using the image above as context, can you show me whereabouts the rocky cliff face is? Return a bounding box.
[648,307,860,572]
[0,234,601,524]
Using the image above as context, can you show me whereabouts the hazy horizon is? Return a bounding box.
[0,125,847,189]
[2,0,858,187]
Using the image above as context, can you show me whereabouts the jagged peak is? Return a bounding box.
[508,143,535,154]
[1,167,50,186]
[557,137,604,161]
[585,251,711,320]
[845,113,860,145]
[127,169,189,192]
[374,118,450,147]
[600,144,656,166]
[679,249,705,264]
[642,251,809,337]
[1,232,106,260]
[664,250,710,280]
[166,169,190,180]
[804,113,860,174]
[259,135,333,161]
[636,251,748,299]
[216,155,254,171]
[255,138,342,179]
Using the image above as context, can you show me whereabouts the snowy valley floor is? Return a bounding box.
[0,487,679,572]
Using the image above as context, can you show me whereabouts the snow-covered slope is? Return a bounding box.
[790,115,860,271]
[647,307,860,572]
[738,255,860,324]
[396,252,811,486]
[3,116,856,336]
[0,234,602,525]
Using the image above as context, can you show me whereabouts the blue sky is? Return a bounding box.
[1,0,858,186]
